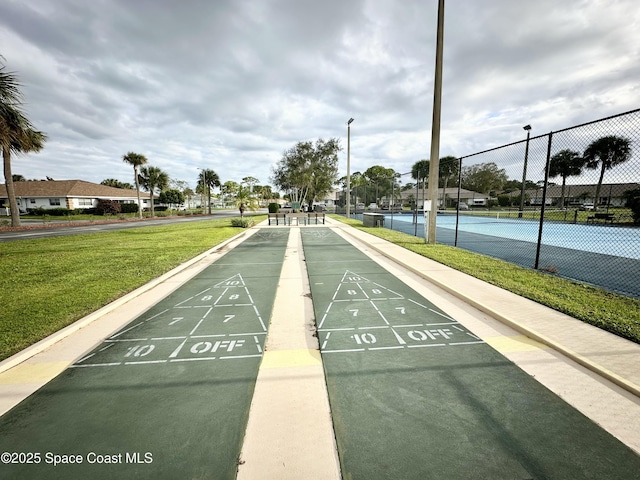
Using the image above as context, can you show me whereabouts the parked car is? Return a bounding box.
[367,203,378,210]
[580,203,595,211]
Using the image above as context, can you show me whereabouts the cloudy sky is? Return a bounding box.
[1,0,639,191]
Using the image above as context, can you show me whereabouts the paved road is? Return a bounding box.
[0,211,250,242]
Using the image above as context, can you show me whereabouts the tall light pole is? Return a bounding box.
[519,124,532,218]
[427,0,445,244]
[346,118,354,217]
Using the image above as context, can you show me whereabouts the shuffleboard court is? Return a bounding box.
[0,229,289,480]
[301,227,640,479]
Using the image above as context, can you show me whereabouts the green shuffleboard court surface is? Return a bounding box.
[301,228,640,480]
[0,229,289,480]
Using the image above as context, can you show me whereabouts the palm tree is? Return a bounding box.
[198,169,221,214]
[411,159,429,210]
[439,155,459,208]
[583,135,632,210]
[549,149,585,208]
[235,184,259,217]
[138,165,169,217]
[122,152,148,218]
[1,62,47,227]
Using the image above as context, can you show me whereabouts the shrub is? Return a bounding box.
[33,207,75,216]
[268,202,280,213]
[231,217,254,228]
[120,203,139,214]
[97,199,121,215]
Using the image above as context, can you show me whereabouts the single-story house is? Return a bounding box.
[0,179,154,213]
[520,182,639,207]
[391,187,489,208]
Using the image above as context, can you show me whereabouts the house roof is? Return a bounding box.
[0,180,153,199]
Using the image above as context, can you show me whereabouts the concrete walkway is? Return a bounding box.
[1,217,639,478]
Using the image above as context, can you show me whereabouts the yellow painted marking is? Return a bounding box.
[485,335,548,353]
[0,362,71,384]
[260,349,322,369]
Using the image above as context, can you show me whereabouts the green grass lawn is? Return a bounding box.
[331,215,640,344]
[1,213,638,363]
[0,217,263,361]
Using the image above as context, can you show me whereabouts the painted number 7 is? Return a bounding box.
[395,307,406,314]
[349,309,359,317]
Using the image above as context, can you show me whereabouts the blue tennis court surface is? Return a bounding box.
[354,213,640,298]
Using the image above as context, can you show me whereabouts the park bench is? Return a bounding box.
[307,213,326,224]
[287,213,308,226]
[587,212,615,224]
[268,213,287,225]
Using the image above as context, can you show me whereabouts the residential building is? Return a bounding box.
[0,179,154,213]
[522,183,639,207]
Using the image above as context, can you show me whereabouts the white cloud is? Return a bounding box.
[1,0,639,189]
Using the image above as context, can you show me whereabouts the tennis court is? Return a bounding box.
[356,212,640,298]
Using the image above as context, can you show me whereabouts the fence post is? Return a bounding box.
[455,157,463,247]
[535,132,553,270]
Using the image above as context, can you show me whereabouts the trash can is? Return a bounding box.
[362,213,385,227]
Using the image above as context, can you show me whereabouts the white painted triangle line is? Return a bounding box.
[214,273,246,288]
[175,288,211,307]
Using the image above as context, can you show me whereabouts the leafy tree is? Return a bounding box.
[364,165,396,205]
[197,169,221,214]
[549,149,585,208]
[242,176,259,192]
[254,185,274,206]
[1,60,47,226]
[461,162,508,194]
[272,138,341,209]
[122,152,148,218]
[502,179,537,193]
[583,135,632,210]
[169,179,194,209]
[138,165,169,217]
[12,173,25,182]
[158,189,185,207]
[220,180,240,208]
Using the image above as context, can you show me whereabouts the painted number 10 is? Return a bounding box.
[352,333,376,345]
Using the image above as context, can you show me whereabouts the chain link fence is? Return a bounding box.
[342,109,640,298]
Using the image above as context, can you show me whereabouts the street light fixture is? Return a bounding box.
[519,124,532,218]
[346,118,354,217]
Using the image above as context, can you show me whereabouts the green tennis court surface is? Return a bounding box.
[0,229,289,480]
[301,228,640,479]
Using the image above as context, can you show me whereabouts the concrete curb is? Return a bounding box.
[0,229,250,375]
[335,221,640,399]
